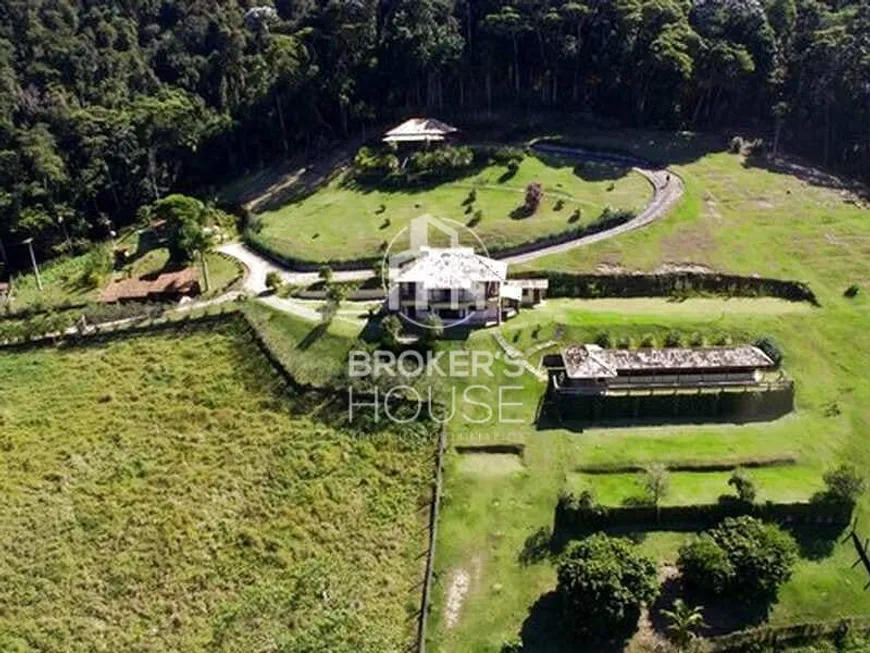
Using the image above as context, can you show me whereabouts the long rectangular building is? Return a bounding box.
[547,344,776,395]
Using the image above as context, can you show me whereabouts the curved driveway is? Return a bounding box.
[219,144,684,293]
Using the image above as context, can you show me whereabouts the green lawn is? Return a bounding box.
[0,319,431,652]
[254,151,652,263]
[426,131,870,651]
[570,467,824,506]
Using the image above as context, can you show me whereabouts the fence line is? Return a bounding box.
[416,425,447,653]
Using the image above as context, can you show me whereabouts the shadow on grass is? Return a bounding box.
[520,591,635,653]
[298,322,329,350]
[742,150,870,200]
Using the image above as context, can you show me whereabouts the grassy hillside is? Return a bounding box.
[0,320,431,652]
[254,152,652,263]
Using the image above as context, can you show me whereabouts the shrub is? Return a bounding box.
[616,335,633,349]
[678,535,734,595]
[640,333,657,348]
[407,145,475,181]
[844,284,860,298]
[421,314,444,347]
[556,533,658,640]
[264,271,283,293]
[664,330,683,348]
[491,146,525,166]
[729,136,745,154]
[728,468,757,503]
[678,516,798,604]
[554,198,565,211]
[594,331,613,348]
[380,314,402,350]
[467,210,483,228]
[352,146,400,180]
[714,332,733,346]
[689,331,706,347]
[525,182,544,214]
[80,245,113,289]
[754,335,783,365]
[568,209,582,223]
[643,464,670,512]
[822,464,866,506]
[318,265,334,284]
[506,159,520,176]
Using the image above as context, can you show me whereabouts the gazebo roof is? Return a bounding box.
[383,118,459,143]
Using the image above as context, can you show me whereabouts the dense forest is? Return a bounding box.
[0,0,868,266]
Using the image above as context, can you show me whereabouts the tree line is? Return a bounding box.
[0,0,868,269]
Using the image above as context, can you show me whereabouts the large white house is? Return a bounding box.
[388,246,547,326]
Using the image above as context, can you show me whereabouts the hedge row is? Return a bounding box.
[550,386,795,423]
[710,617,870,652]
[575,455,798,475]
[554,493,853,536]
[514,269,819,305]
[454,443,525,456]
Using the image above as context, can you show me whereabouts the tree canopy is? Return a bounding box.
[678,516,798,606]
[556,533,658,640]
[1,0,868,269]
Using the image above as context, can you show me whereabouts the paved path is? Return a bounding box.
[217,241,371,294]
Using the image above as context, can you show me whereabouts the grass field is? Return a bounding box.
[0,319,431,652]
[254,151,652,263]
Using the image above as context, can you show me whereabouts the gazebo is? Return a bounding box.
[382,118,459,146]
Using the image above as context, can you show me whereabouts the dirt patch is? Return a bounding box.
[443,554,484,630]
[457,453,525,477]
[627,565,681,653]
[703,194,722,221]
[754,198,775,210]
[444,568,471,629]
[596,261,632,274]
[654,262,715,274]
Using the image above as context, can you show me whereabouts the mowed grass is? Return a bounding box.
[255,152,652,262]
[0,320,431,652]
[519,140,870,306]
[429,159,870,653]
[570,467,823,506]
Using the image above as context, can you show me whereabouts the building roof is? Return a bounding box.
[100,267,199,303]
[383,118,459,143]
[560,344,775,379]
[393,247,506,289]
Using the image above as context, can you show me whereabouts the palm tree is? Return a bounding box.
[661,598,707,650]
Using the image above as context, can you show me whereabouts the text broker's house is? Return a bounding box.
[388,246,547,326]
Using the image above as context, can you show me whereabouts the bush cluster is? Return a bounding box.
[556,533,658,640]
[351,146,400,180]
[0,312,74,343]
[489,146,525,166]
[678,516,798,605]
